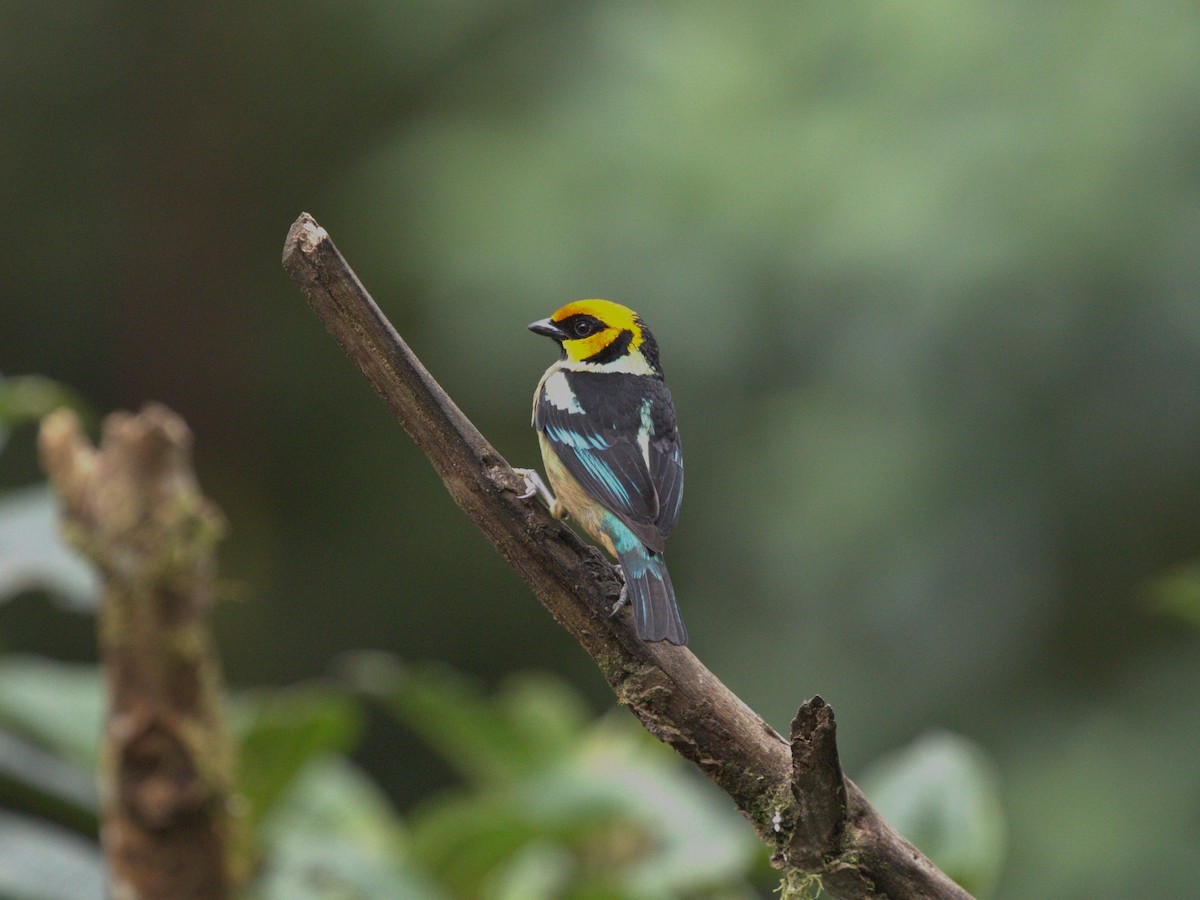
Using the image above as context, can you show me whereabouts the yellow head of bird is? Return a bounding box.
[528,299,661,373]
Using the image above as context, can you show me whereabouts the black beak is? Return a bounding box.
[528,318,568,341]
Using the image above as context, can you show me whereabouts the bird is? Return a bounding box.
[516,299,687,646]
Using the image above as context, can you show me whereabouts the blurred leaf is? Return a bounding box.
[0,810,104,900]
[409,791,547,896]
[232,685,364,837]
[252,754,443,900]
[859,731,1006,898]
[402,675,759,898]
[1144,562,1200,628]
[0,375,85,427]
[0,730,97,835]
[496,671,592,758]
[484,841,572,900]
[0,656,103,769]
[0,375,86,458]
[0,485,99,610]
[568,715,760,897]
[343,651,586,784]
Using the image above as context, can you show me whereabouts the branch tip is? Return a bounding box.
[283,212,329,266]
[39,407,97,512]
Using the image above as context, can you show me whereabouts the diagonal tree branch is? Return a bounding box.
[281,212,972,899]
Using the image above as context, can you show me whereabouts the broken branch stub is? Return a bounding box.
[40,405,237,900]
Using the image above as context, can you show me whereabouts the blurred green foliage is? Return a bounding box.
[3,1,1200,897]
[0,628,1007,898]
[860,732,1006,897]
[0,639,769,898]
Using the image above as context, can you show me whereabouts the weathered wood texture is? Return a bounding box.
[40,406,235,900]
[282,212,972,899]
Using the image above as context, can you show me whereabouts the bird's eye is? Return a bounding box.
[573,320,595,337]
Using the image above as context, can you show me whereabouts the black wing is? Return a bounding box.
[641,377,683,536]
[536,371,668,551]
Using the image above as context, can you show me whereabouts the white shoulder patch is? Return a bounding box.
[543,370,583,413]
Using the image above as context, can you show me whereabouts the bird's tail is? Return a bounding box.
[616,545,687,646]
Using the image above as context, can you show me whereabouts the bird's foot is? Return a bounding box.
[514,467,554,504]
[609,565,629,618]
[514,468,569,519]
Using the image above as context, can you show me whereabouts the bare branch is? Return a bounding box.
[40,406,236,900]
[282,212,972,899]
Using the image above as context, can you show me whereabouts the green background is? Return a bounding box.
[3,2,1199,897]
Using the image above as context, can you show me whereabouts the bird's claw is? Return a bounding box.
[513,467,539,500]
[609,565,628,618]
[513,467,559,510]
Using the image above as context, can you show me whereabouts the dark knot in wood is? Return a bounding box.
[118,713,211,831]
